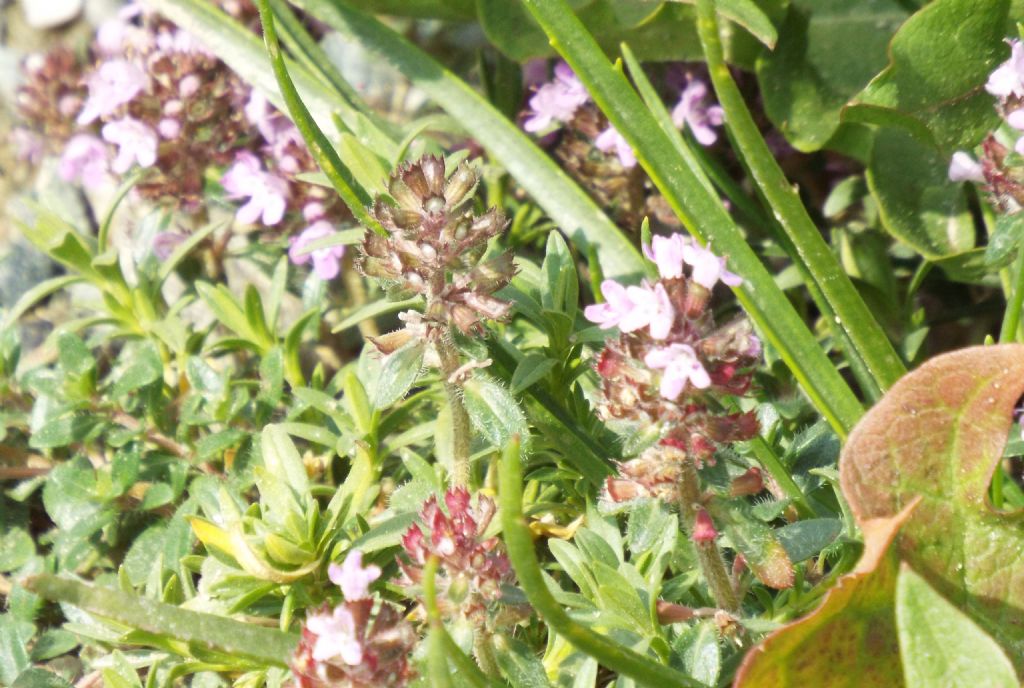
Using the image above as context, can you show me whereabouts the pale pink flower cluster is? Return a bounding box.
[307,551,380,665]
[288,203,346,280]
[522,62,589,133]
[523,66,724,170]
[585,233,744,401]
[221,151,290,226]
[671,76,725,146]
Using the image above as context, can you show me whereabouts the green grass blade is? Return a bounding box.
[694,0,905,394]
[289,0,645,281]
[25,575,297,666]
[521,0,863,437]
[498,439,704,688]
[255,0,385,235]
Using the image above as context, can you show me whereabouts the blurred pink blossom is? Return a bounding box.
[327,551,380,601]
[643,233,691,279]
[682,244,743,290]
[523,62,589,133]
[305,606,363,665]
[644,343,711,400]
[948,151,985,183]
[672,77,725,146]
[59,134,109,188]
[986,39,1024,101]
[289,220,345,280]
[102,117,158,173]
[77,59,148,124]
[222,151,289,226]
[595,125,637,168]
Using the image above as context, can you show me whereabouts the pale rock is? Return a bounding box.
[19,0,84,29]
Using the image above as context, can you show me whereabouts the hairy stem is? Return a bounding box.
[677,454,739,612]
[436,330,472,488]
[473,629,501,678]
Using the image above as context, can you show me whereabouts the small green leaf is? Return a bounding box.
[896,565,1017,688]
[510,354,557,394]
[0,529,34,573]
[11,668,73,688]
[494,633,554,688]
[775,519,841,564]
[462,373,529,450]
[110,341,164,398]
[261,425,311,500]
[371,342,424,410]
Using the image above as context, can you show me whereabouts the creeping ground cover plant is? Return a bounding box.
[5,0,1024,686]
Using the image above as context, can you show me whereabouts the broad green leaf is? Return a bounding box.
[12,668,74,688]
[775,518,841,563]
[866,128,974,260]
[844,0,1008,152]
[896,565,1017,688]
[674,620,721,687]
[840,344,1024,671]
[461,373,529,450]
[756,0,909,152]
[291,0,645,281]
[371,342,425,410]
[0,615,33,685]
[24,575,297,666]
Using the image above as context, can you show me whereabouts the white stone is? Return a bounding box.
[19,0,85,29]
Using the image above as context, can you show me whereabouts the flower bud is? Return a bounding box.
[444,163,478,207]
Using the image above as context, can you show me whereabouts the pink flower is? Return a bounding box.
[986,40,1024,101]
[681,244,743,290]
[625,283,674,339]
[585,280,636,330]
[77,59,148,125]
[152,232,187,260]
[289,221,345,280]
[644,343,711,400]
[523,62,589,133]
[671,78,725,146]
[305,605,364,665]
[59,135,109,188]
[1007,110,1024,155]
[643,233,691,279]
[584,280,675,339]
[692,508,717,543]
[328,550,380,601]
[102,118,158,173]
[221,151,289,226]
[595,125,637,168]
[948,151,985,183]
[12,128,43,165]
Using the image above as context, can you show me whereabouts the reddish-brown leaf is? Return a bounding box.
[735,503,917,687]
[840,344,1024,669]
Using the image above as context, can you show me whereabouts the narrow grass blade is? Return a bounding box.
[694,0,905,394]
[25,575,297,666]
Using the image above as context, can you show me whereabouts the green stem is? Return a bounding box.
[254,0,386,236]
[676,454,739,612]
[423,557,455,688]
[520,0,863,439]
[498,439,703,688]
[746,435,817,519]
[999,250,1024,343]
[694,0,905,396]
[473,631,502,678]
[436,330,472,488]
